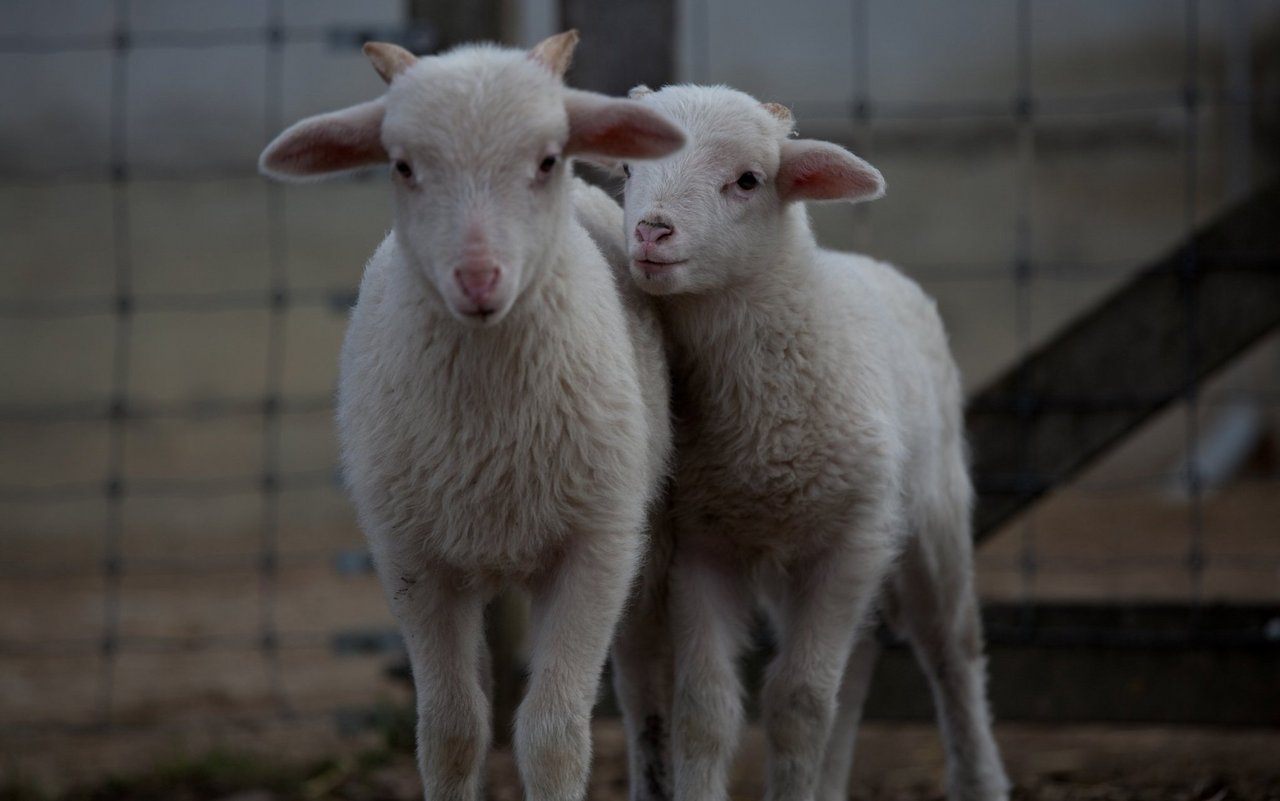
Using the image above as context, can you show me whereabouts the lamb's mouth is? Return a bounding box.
[458,305,502,325]
[633,259,687,278]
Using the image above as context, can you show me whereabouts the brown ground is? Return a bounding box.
[4,719,1279,800]
[2,479,1278,794]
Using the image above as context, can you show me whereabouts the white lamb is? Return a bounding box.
[258,33,684,801]
[615,85,1010,801]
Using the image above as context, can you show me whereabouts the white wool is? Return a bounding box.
[261,36,684,801]
[339,216,660,575]
[619,84,1010,801]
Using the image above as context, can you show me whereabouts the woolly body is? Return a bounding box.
[660,250,961,565]
[339,215,662,581]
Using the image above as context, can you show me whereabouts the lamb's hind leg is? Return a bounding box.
[892,514,1009,801]
[517,534,640,801]
[815,631,882,801]
[613,511,675,801]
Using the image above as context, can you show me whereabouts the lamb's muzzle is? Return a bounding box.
[635,219,675,244]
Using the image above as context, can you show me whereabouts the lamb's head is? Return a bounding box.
[620,85,885,296]
[259,32,685,326]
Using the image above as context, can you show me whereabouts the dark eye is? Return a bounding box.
[622,164,631,179]
[539,154,558,173]
[736,172,759,191]
[394,160,413,179]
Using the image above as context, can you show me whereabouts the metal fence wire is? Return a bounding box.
[0,0,1278,744]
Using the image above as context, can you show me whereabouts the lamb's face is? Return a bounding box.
[383,52,572,327]
[258,35,685,325]
[622,87,790,296]
[622,85,885,297]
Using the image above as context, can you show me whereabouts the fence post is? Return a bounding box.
[406,0,506,47]
[560,0,676,95]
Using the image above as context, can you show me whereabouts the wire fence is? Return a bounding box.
[0,0,406,739]
[0,0,1277,750]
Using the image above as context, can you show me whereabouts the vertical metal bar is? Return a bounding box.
[1013,0,1038,615]
[851,0,873,248]
[261,0,293,717]
[1221,0,1265,419]
[1183,0,1205,592]
[96,0,133,730]
[692,0,711,84]
[1183,0,1205,609]
[1177,0,1198,609]
[1224,0,1253,203]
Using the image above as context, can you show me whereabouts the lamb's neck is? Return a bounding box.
[663,238,822,358]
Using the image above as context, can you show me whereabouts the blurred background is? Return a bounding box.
[2,1,1278,799]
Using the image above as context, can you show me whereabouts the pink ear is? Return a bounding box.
[776,139,885,203]
[563,89,685,161]
[259,99,387,181]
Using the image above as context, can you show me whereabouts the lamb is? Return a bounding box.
[258,32,684,801]
[614,84,1010,801]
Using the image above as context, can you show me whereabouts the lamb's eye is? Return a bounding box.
[622,164,631,179]
[539,155,558,173]
[736,172,759,191]
[394,160,413,179]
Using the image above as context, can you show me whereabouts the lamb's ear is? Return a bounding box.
[363,41,416,84]
[761,102,794,128]
[563,89,685,161]
[776,139,885,203]
[529,29,579,78]
[259,99,387,181]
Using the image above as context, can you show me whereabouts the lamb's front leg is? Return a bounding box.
[516,533,640,801]
[669,541,752,801]
[386,565,491,801]
[762,532,897,801]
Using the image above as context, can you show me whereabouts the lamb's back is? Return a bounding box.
[815,249,967,479]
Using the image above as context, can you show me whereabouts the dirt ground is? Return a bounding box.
[2,480,1278,795]
[4,719,1279,800]
[536,722,1280,801]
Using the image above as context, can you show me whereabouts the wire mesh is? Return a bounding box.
[0,1,405,740]
[0,0,1277,747]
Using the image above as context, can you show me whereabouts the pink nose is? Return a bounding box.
[635,219,674,245]
[455,264,501,305]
